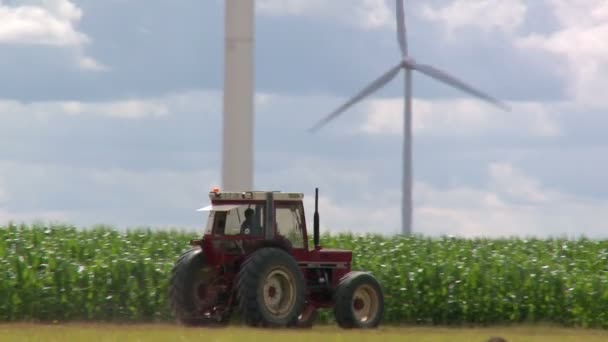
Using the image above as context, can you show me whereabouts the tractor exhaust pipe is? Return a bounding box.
[265,191,274,239]
[313,187,320,249]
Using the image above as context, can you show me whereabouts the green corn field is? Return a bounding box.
[1,223,608,328]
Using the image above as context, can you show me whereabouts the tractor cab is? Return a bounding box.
[193,188,310,262]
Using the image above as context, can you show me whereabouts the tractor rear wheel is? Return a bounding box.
[236,247,305,327]
[333,271,384,329]
[168,247,229,326]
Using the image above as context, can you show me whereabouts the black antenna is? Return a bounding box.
[314,187,320,248]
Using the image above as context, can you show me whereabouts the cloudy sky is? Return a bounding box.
[1,0,607,238]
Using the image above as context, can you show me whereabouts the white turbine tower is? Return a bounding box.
[221,0,255,192]
[309,0,511,235]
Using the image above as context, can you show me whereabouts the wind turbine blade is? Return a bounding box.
[396,0,407,56]
[309,62,403,132]
[413,63,511,111]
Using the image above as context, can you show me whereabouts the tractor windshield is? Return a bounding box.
[203,203,265,237]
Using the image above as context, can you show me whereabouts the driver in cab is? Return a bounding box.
[240,208,260,236]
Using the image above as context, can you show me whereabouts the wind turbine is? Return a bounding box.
[221,0,255,192]
[308,0,511,235]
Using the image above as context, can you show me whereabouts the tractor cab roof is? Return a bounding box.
[204,188,304,202]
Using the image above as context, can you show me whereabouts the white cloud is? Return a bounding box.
[256,0,393,30]
[305,161,608,238]
[302,193,401,235]
[409,0,608,113]
[256,0,327,16]
[421,0,527,35]
[61,99,170,119]
[357,0,393,30]
[415,173,608,239]
[45,0,81,19]
[77,55,108,71]
[0,159,219,229]
[359,98,560,138]
[0,0,87,46]
[487,162,563,204]
[420,161,608,238]
[0,97,175,120]
[86,167,219,212]
[542,0,608,27]
[516,0,608,106]
[0,0,106,72]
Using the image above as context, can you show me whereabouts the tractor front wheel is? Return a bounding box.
[333,271,384,329]
[236,247,306,327]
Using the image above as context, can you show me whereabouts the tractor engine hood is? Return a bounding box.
[313,248,352,263]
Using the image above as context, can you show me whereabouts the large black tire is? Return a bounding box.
[168,247,229,326]
[236,247,306,327]
[333,271,384,329]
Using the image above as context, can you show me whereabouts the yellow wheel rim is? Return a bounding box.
[262,267,296,319]
[352,284,379,323]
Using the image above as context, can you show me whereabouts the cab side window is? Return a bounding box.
[275,204,305,248]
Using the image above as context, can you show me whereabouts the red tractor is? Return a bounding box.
[168,187,384,328]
